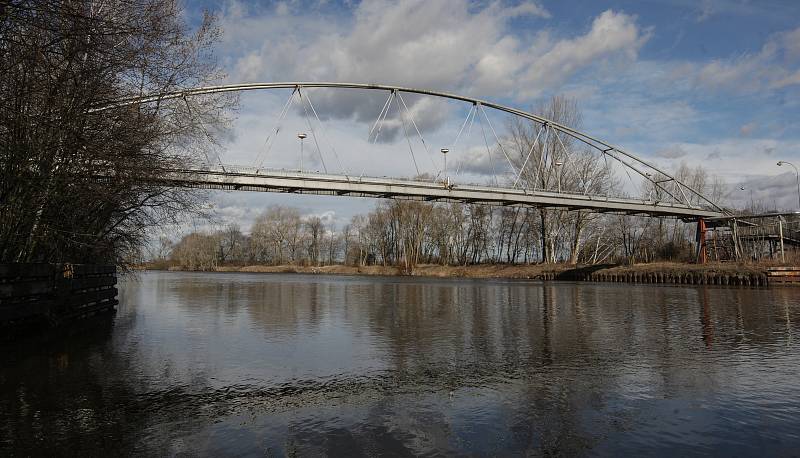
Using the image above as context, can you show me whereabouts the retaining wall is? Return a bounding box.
[541,268,771,286]
[0,263,117,332]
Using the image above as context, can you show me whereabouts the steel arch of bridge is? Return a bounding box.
[93,82,727,218]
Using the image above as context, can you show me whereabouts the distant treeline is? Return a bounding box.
[160,193,718,272]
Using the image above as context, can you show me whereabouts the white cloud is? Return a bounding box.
[739,122,757,137]
[517,10,650,98]
[685,26,800,92]
[579,83,699,145]
[501,2,551,20]
[770,69,800,90]
[783,27,800,59]
[696,0,714,22]
[225,1,525,88]
[220,2,647,105]
[695,46,775,90]
[472,36,528,93]
[654,138,800,181]
[730,172,800,210]
[655,146,688,159]
[452,145,508,178]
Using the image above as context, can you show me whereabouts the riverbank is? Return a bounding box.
[138,262,788,286]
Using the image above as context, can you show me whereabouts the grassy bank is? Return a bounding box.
[138,262,781,285]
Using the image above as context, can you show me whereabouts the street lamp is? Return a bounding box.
[441,148,449,186]
[297,133,307,171]
[554,161,564,193]
[777,161,800,209]
[740,185,755,211]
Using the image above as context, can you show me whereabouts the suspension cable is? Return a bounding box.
[513,123,544,189]
[532,125,551,192]
[477,108,498,186]
[554,128,578,193]
[254,87,297,170]
[452,103,475,151]
[298,88,328,173]
[368,91,394,142]
[675,180,692,206]
[361,91,395,178]
[370,91,394,145]
[394,90,420,177]
[479,103,519,179]
[449,103,475,181]
[397,92,436,170]
[302,88,351,179]
[454,106,477,179]
[181,95,225,172]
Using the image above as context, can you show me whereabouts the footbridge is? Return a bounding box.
[162,166,722,219]
[95,82,728,220]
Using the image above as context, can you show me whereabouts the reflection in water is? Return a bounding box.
[2,272,800,455]
[701,288,714,348]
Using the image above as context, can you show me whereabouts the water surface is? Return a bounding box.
[2,271,799,456]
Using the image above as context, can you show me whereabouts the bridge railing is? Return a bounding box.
[129,163,720,216]
[187,164,716,212]
[738,219,800,243]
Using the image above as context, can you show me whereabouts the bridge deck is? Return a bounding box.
[163,167,724,219]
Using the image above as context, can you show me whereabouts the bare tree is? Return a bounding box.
[250,205,302,265]
[507,96,616,263]
[305,216,324,266]
[323,231,342,266]
[0,0,234,266]
[170,232,220,271]
[217,224,245,264]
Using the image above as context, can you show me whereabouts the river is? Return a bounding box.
[2,271,799,456]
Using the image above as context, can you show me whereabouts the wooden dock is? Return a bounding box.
[765,267,800,285]
[0,263,117,331]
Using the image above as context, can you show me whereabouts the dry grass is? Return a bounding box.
[228,263,572,279]
[409,264,569,279]
[140,261,782,280]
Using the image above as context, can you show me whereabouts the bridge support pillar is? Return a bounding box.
[696,218,708,264]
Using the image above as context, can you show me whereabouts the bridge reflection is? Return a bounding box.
[3,273,799,455]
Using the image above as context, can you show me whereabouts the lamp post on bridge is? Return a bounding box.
[554,161,564,193]
[646,172,659,202]
[740,185,754,212]
[441,148,449,187]
[777,160,800,210]
[297,133,307,171]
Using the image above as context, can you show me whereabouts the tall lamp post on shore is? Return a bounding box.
[777,161,800,209]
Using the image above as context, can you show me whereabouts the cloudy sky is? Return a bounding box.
[172,0,800,235]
